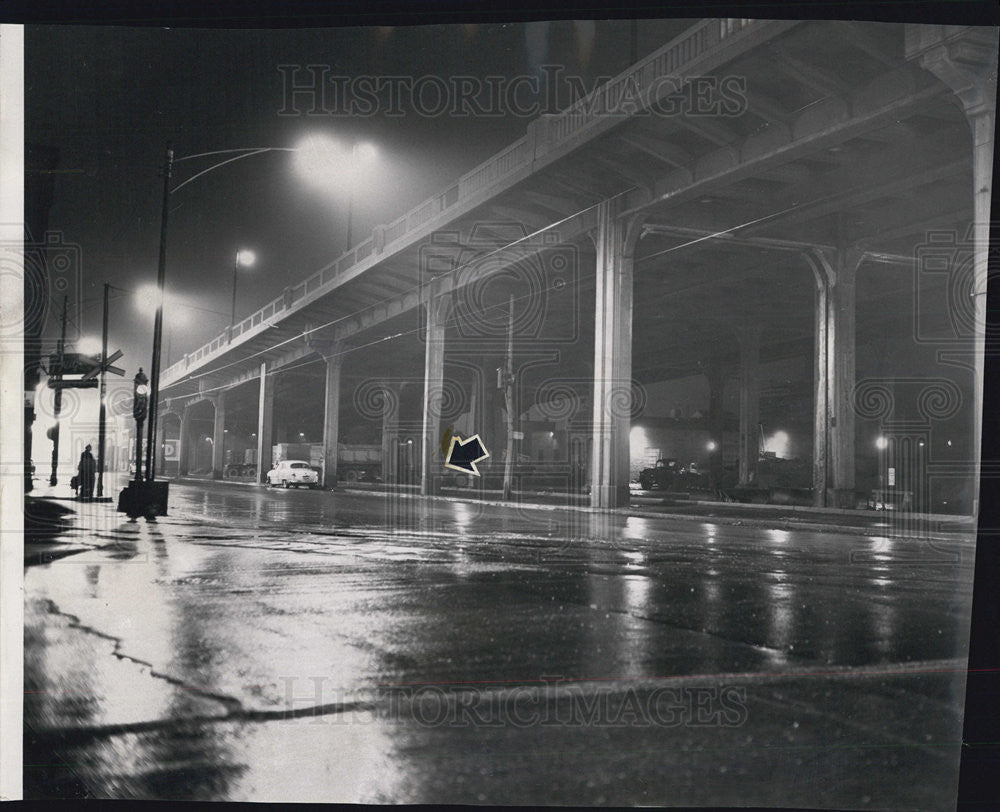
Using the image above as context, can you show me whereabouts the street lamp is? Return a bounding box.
[231,248,256,326]
[75,336,103,356]
[134,138,381,507]
[293,134,379,249]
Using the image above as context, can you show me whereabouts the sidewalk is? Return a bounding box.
[23,496,95,566]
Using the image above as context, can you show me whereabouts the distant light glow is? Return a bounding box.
[75,336,102,356]
[764,430,790,458]
[294,134,379,195]
[354,142,378,163]
[135,283,163,313]
[236,249,256,267]
[706,440,717,451]
[875,435,888,450]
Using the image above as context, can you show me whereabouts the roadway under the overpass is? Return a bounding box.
[158,20,996,517]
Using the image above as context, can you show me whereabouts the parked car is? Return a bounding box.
[265,460,320,489]
[638,458,678,490]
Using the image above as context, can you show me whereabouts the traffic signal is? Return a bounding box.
[133,368,149,422]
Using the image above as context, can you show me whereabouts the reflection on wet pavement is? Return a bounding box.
[24,480,976,806]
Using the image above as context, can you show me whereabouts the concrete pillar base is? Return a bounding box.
[827,488,859,510]
[593,484,630,510]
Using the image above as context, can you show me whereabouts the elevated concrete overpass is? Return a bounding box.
[159,18,997,512]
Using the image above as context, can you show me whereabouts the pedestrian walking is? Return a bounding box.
[78,444,97,499]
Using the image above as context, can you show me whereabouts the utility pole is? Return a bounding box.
[501,294,515,501]
[97,283,109,496]
[48,295,68,486]
[145,144,173,482]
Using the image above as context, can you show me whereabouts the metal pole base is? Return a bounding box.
[117,480,170,519]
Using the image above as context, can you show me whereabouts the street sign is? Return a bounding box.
[49,352,100,376]
[81,349,126,381]
[48,379,99,389]
[163,440,178,460]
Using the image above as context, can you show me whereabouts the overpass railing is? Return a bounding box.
[163,17,764,387]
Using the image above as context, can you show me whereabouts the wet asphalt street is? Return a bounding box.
[24,478,976,807]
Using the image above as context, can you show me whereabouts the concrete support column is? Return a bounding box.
[912,25,997,517]
[810,263,829,506]
[736,325,761,486]
[421,294,451,496]
[255,363,274,485]
[808,246,862,507]
[211,393,226,480]
[321,351,343,488]
[829,249,861,506]
[590,198,640,509]
[178,406,192,477]
[381,384,400,486]
[968,105,994,518]
[970,106,996,516]
[704,356,731,492]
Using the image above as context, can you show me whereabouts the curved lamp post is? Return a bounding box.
[139,136,380,502]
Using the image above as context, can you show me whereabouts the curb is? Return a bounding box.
[339,487,974,542]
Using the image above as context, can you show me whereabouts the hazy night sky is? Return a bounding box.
[25,18,694,373]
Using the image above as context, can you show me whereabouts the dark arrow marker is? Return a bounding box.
[445,434,490,476]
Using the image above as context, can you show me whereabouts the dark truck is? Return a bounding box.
[638,458,679,491]
[727,454,812,505]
